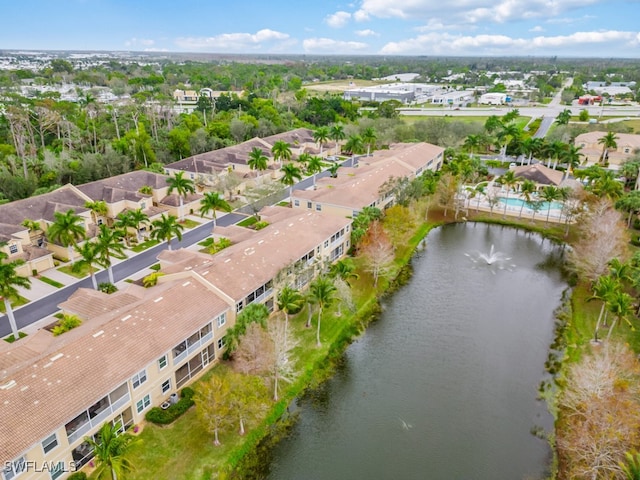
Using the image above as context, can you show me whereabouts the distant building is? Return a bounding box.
[431,90,475,106]
[575,131,640,167]
[343,83,442,104]
[479,93,508,105]
[578,95,602,105]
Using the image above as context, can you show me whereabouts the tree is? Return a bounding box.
[126,209,149,243]
[74,242,101,290]
[616,190,640,227]
[344,134,365,155]
[541,185,561,225]
[562,144,583,172]
[598,131,618,164]
[330,124,346,155]
[590,169,624,201]
[621,451,640,480]
[309,275,336,346]
[313,126,330,156]
[328,162,340,178]
[195,375,233,446]
[606,290,634,341]
[113,211,137,247]
[0,252,31,341]
[225,302,269,357]
[227,372,269,436]
[361,127,377,156]
[150,214,184,251]
[333,277,355,317]
[555,109,572,125]
[518,180,536,219]
[271,140,292,165]
[199,191,231,229]
[498,170,518,218]
[268,317,298,401]
[277,285,304,346]
[46,209,86,265]
[233,322,273,376]
[83,421,137,480]
[360,220,395,287]
[280,163,302,205]
[589,275,620,342]
[166,171,196,222]
[305,155,323,188]
[94,224,126,285]
[330,257,359,286]
[247,147,269,178]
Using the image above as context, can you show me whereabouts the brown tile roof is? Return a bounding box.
[76,171,169,199]
[159,192,202,208]
[0,186,89,226]
[0,277,229,463]
[513,164,565,186]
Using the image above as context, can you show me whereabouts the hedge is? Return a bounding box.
[145,387,195,425]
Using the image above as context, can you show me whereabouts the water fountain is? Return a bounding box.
[465,244,514,272]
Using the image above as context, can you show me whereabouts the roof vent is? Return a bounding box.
[92,330,105,338]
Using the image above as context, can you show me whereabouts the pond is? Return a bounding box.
[264,223,567,480]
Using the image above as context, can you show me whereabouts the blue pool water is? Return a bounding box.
[500,197,563,211]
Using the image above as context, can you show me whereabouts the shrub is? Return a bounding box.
[98,282,117,294]
[254,221,269,230]
[145,388,196,425]
[142,272,164,288]
[67,473,87,480]
[51,314,82,336]
[633,218,640,230]
[631,234,640,247]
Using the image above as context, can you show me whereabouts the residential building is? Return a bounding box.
[0,277,232,480]
[574,131,640,167]
[291,143,444,218]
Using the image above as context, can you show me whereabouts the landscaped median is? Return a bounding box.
[124,204,444,480]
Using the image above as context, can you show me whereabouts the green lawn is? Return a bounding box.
[58,264,90,279]
[38,276,65,288]
[181,219,201,229]
[237,216,258,228]
[131,239,160,253]
[0,295,29,313]
[3,332,28,343]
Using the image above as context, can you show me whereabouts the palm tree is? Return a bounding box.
[598,131,618,164]
[84,421,137,480]
[199,191,231,229]
[271,140,292,166]
[555,109,572,125]
[541,185,561,225]
[84,200,108,225]
[621,450,640,480]
[589,275,620,342]
[313,126,330,156]
[247,147,269,178]
[277,285,304,346]
[330,124,346,155]
[330,258,359,286]
[113,211,137,247]
[127,209,149,242]
[328,163,340,178]
[561,144,583,172]
[280,163,302,206]
[46,209,86,265]
[344,134,365,156]
[496,123,520,157]
[306,156,323,188]
[151,214,184,250]
[519,180,536,219]
[606,289,634,341]
[498,170,518,218]
[591,169,623,200]
[361,127,377,156]
[74,242,101,290]
[166,171,196,222]
[309,275,336,347]
[0,252,31,341]
[94,224,126,285]
[463,134,481,155]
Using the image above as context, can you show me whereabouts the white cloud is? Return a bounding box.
[355,29,379,37]
[175,29,291,51]
[125,37,155,47]
[325,11,352,28]
[353,9,370,21]
[357,0,603,24]
[303,37,368,53]
[529,25,545,32]
[379,29,640,56]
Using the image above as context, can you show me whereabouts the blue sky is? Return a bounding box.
[2,0,640,57]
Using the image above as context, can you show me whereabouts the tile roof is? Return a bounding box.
[512,164,565,186]
[0,186,89,226]
[76,171,169,199]
[0,277,229,462]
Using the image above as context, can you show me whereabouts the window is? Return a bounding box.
[307,201,312,209]
[2,456,25,480]
[216,312,226,328]
[217,336,226,350]
[140,202,147,210]
[161,379,171,395]
[9,244,18,254]
[158,355,167,370]
[131,369,147,389]
[294,199,299,207]
[324,240,329,248]
[42,433,58,454]
[50,462,65,480]
[315,204,322,211]
[136,394,151,414]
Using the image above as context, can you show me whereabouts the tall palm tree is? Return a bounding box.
[589,275,620,342]
[199,191,231,229]
[0,252,31,341]
[46,209,86,265]
[591,169,623,200]
[84,421,137,480]
[94,224,126,285]
[151,214,184,250]
[166,171,196,222]
[277,285,304,347]
[519,179,536,219]
[127,208,149,242]
[330,124,345,155]
[306,156,323,188]
[313,126,330,156]
[361,127,377,156]
[74,242,101,290]
[606,289,634,341]
[598,131,618,164]
[344,134,365,155]
[113,211,137,247]
[496,123,520,157]
[271,140,292,166]
[541,185,561,225]
[498,170,518,218]
[280,163,302,206]
[247,147,269,178]
[463,134,481,155]
[554,109,572,125]
[561,144,583,172]
[330,258,359,286]
[309,275,336,347]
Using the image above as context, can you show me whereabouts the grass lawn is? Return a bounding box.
[0,295,29,314]
[150,263,161,271]
[237,216,258,228]
[58,264,90,279]
[3,331,28,343]
[181,219,201,229]
[38,276,65,288]
[131,239,160,253]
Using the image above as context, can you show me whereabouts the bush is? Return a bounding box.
[67,473,87,480]
[254,221,269,230]
[145,387,196,425]
[633,218,640,230]
[51,314,82,336]
[98,282,117,294]
[142,272,164,288]
[631,234,640,247]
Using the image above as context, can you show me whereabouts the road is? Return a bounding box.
[0,155,359,338]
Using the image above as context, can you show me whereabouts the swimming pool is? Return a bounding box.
[499,197,564,211]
